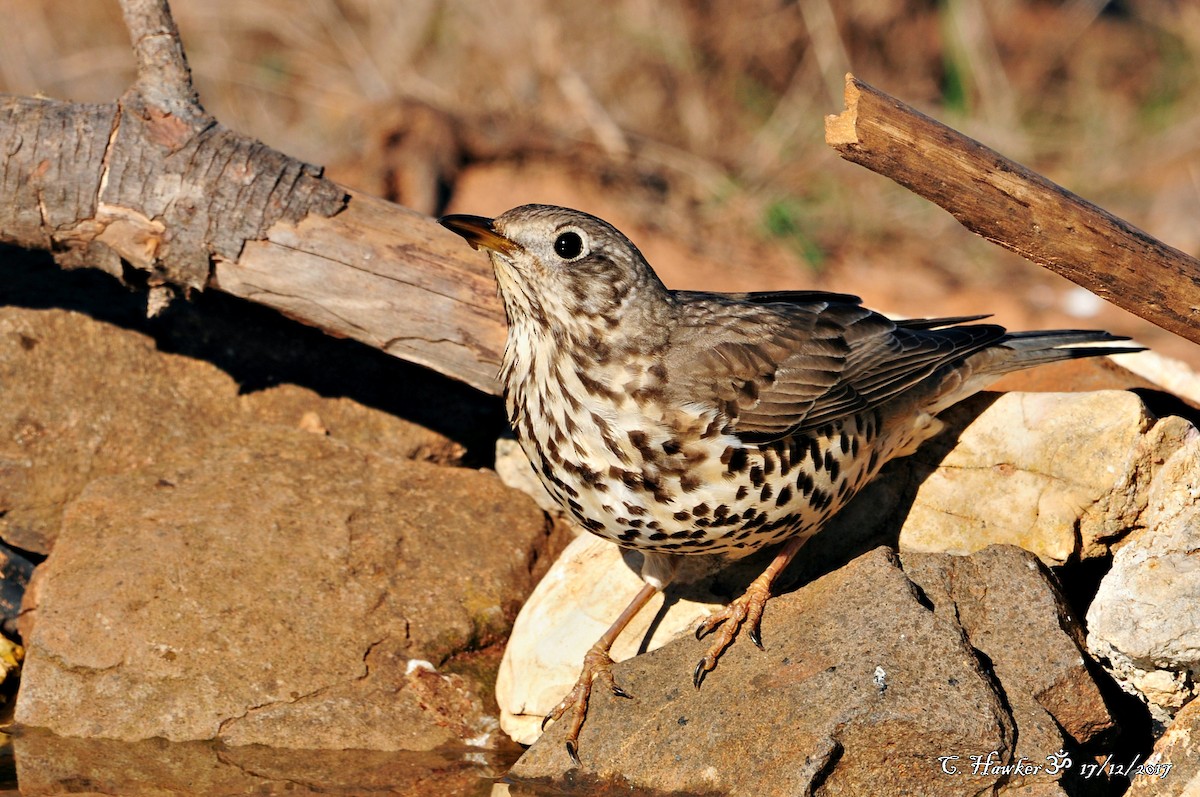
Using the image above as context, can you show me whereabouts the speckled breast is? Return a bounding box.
[514,376,899,558]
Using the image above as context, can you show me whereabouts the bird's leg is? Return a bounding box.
[543,581,659,765]
[692,534,808,687]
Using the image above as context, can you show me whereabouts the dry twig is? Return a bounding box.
[826,73,1200,346]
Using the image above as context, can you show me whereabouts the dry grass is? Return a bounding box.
[3,0,1198,362]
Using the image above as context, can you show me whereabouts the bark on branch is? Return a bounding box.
[0,0,507,394]
[826,73,1200,346]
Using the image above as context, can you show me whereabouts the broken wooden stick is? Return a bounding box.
[826,73,1200,346]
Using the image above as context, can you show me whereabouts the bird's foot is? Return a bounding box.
[542,643,632,766]
[692,575,773,688]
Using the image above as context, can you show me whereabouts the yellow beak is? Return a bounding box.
[438,214,519,256]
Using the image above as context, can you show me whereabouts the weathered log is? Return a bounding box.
[0,0,508,395]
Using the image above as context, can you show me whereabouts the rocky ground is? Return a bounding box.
[2,220,1199,797]
[4,2,1200,795]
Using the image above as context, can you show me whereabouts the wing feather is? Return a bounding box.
[664,291,1006,440]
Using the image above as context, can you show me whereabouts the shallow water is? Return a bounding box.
[1,727,524,796]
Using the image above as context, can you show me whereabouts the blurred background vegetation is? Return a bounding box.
[2,0,1197,366]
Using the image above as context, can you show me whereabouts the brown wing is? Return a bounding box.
[664,292,1006,441]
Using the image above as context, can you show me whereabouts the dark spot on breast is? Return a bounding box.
[851,436,860,457]
[578,370,617,399]
[759,483,773,501]
[827,456,840,483]
[722,446,749,473]
[839,431,850,454]
[648,531,668,541]
[582,517,605,531]
[679,474,701,493]
[586,333,612,364]
[612,466,642,489]
[735,485,749,501]
[797,471,815,497]
[673,509,691,521]
[749,465,765,486]
[867,449,880,474]
[662,438,682,455]
[624,502,646,516]
[628,430,650,450]
[689,529,708,539]
[693,503,710,516]
[809,487,832,512]
[775,485,793,507]
[619,529,640,542]
[631,386,666,403]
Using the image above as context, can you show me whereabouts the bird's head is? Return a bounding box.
[439,204,669,330]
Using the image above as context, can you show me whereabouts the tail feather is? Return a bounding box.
[987,330,1145,373]
[923,328,1144,416]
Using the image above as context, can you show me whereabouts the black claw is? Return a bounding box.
[566,739,581,768]
[694,625,706,640]
[541,713,552,731]
[612,683,633,699]
[693,659,708,689]
[749,626,764,650]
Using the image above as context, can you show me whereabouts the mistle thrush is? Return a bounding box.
[440,204,1140,764]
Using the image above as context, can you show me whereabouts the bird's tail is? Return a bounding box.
[926,329,1144,415]
[983,329,1145,373]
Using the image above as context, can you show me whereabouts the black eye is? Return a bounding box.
[554,231,584,260]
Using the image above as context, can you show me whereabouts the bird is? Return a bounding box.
[439,204,1140,765]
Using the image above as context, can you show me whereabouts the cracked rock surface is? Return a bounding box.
[510,546,1117,796]
[3,300,552,752]
[15,425,548,749]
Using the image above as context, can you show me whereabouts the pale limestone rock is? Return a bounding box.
[494,437,559,514]
[1087,424,1200,723]
[899,391,1166,565]
[495,534,727,744]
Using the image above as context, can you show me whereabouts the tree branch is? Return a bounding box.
[119,0,206,122]
[826,73,1200,346]
[0,1,508,395]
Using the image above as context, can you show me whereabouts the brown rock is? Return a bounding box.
[904,546,1113,745]
[510,547,1016,796]
[903,546,1115,793]
[1125,697,1200,796]
[15,426,550,750]
[0,306,468,554]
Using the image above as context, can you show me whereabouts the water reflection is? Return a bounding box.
[7,727,521,796]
